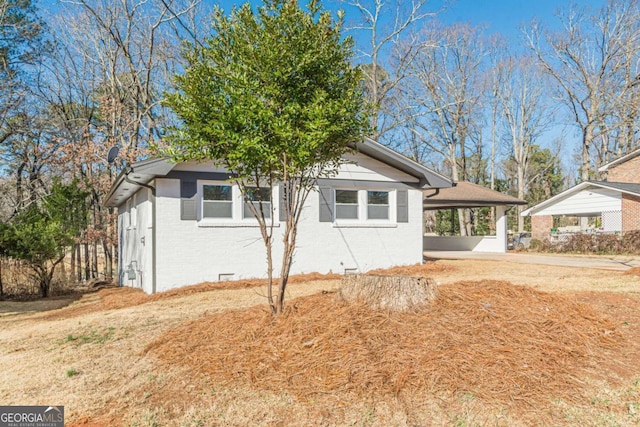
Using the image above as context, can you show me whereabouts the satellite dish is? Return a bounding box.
[107,146,120,164]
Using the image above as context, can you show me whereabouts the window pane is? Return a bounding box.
[244,187,271,202]
[336,205,358,219]
[368,205,389,220]
[204,185,232,201]
[244,201,271,219]
[336,190,358,204]
[368,191,389,205]
[203,201,232,218]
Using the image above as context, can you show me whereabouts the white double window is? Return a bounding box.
[334,189,392,222]
[202,184,233,218]
[199,181,273,223]
[243,187,272,219]
[335,190,359,219]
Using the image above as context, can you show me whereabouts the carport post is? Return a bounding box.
[496,205,507,252]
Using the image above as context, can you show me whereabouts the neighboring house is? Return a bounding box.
[522,148,640,240]
[105,138,452,294]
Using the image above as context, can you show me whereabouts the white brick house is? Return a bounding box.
[105,138,452,294]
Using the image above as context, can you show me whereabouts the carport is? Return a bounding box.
[423,181,527,253]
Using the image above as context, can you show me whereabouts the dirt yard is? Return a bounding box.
[0,259,639,426]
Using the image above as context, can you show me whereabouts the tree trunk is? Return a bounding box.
[582,125,593,181]
[70,244,76,283]
[517,164,526,232]
[92,241,98,279]
[84,242,90,281]
[103,241,112,280]
[76,243,82,282]
[340,274,437,311]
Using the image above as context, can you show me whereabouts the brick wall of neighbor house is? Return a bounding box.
[607,155,640,183]
[531,215,553,240]
[622,193,640,232]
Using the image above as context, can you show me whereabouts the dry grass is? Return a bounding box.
[624,266,640,276]
[37,271,340,320]
[0,259,639,426]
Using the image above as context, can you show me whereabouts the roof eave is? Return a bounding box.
[598,148,640,171]
[520,180,640,216]
[104,158,175,208]
[357,138,453,189]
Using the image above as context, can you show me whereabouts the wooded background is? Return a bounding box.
[1,0,639,292]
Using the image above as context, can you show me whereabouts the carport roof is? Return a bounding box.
[423,181,526,209]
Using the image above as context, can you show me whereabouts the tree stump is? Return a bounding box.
[339,274,437,312]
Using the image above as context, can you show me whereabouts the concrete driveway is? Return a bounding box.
[424,251,640,271]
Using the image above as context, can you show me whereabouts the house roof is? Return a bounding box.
[598,147,640,172]
[104,158,175,208]
[423,181,526,209]
[359,138,452,189]
[105,138,453,207]
[521,181,640,216]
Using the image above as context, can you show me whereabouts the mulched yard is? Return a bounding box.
[145,279,640,423]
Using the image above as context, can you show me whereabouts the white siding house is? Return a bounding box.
[105,138,452,293]
[522,181,640,238]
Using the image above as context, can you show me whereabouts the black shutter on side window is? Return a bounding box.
[319,186,333,222]
[180,180,197,220]
[279,183,286,222]
[397,189,409,223]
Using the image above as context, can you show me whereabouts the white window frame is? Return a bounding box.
[201,183,234,220]
[125,195,136,230]
[333,188,397,227]
[334,189,360,220]
[197,181,279,227]
[243,187,273,220]
[366,190,390,220]
[130,192,137,229]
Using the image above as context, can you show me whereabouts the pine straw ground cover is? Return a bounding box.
[145,280,628,423]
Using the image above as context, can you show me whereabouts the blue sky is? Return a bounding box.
[438,0,606,38]
[202,0,608,41]
[36,0,608,49]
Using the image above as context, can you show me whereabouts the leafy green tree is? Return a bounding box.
[503,145,564,231]
[0,180,88,297]
[524,146,564,206]
[164,0,369,314]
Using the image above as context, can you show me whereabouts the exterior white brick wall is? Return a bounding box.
[152,179,423,293]
[116,152,428,293]
[118,187,153,293]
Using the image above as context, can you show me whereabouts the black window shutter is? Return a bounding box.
[397,189,409,223]
[180,180,197,220]
[279,183,286,222]
[319,186,333,222]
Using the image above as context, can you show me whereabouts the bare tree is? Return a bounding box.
[526,0,640,180]
[23,0,206,281]
[404,22,488,235]
[342,0,436,141]
[496,54,555,232]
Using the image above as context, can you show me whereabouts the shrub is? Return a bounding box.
[528,239,545,251]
